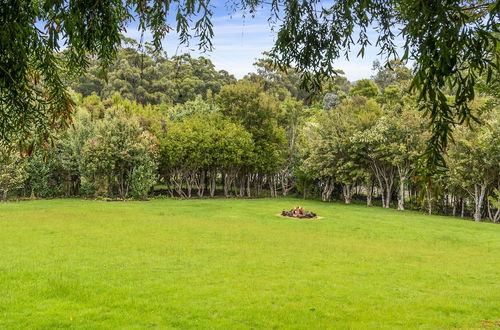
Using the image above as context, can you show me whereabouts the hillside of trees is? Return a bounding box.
[1,44,498,223]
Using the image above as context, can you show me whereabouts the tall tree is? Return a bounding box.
[80,110,158,198]
[381,108,427,210]
[447,110,500,221]
[1,0,498,160]
[371,60,412,90]
[0,146,26,201]
[217,80,286,189]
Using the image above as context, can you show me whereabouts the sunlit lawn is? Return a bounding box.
[0,198,499,328]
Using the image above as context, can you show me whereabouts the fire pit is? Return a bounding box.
[279,206,319,219]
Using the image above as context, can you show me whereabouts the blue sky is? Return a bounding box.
[124,4,404,81]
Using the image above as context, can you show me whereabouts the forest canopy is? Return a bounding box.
[1,45,498,223]
[1,0,499,165]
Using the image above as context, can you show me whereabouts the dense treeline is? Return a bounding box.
[69,39,236,105]
[1,45,498,223]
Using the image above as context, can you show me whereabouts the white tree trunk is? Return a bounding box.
[487,199,500,223]
[452,195,457,216]
[396,165,410,211]
[321,178,334,202]
[473,183,487,222]
[366,183,373,206]
[380,187,386,208]
[342,184,352,204]
[209,171,216,197]
[397,179,405,211]
[384,186,392,208]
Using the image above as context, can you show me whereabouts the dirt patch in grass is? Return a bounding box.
[275,214,324,220]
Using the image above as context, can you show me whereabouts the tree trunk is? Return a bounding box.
[270,176,276,198]
[196,171,205,198]
[427,189,432,215]
[303,179,307,200]
[461,198,465,218]
[280,170,293,196]
[452,195,457,217]
[256,175,262,196]
[173,176,186,198]
[186,180,192,198]
[385,186,392,208]
[321,178,334,202]
[209,171,216,197]
[397,179,405,210]
[2,190,7,202]
[380,186,386,208]
[223,172,229,198]
[239,175,245,197]
[487,199,500,223]
[473,183,487,222]
[342,184,352,204]
[366,183,373,206]
[246,174,251,197]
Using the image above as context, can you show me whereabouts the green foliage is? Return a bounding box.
[0,0,220,147]
[217,80,286,175]
[447,108,500,220]
[1,0,498,166]
[349,79,379,98]
[0,146,27,200]
[21,107,158,199]
[72,49,236,106]
[159,113,255,197]
[24,149,64,198]
[80,112,158,199]
[372,60,412,90]
[336,96,381,129]
[300,94,383,202]
[245,53,312,101]
[130,164,157,199]
[1,26,497,221]
[269,0,499,166]
[167,95,219,121]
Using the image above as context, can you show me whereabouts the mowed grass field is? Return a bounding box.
[0,198,499,329]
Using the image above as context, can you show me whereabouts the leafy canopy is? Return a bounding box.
[1,0,499,166]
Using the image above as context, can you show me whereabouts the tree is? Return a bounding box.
[269,0,499,166]
[24,148,65,198]
[167,95,219,122]
[487,188,500,223]
[1,0,497,161]
[323,93,341,111]
[355,121,397,209]
[447,110,500,221]
[245,53,310,102]
[217,80,286,196]
[80,111,158,199]
[276,98,306,195]
[301,94,380,204]
[71,48,236,106]
[371,60,412,90]
[349,79,379,98]
[381,108,427,210]
[0,146,26,201]
[299,119,337,202]
[158,113,254,198]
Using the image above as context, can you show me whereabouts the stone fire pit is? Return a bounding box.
[279,206,319,219]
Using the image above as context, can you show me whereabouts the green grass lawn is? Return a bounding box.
[0,198,499,329]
